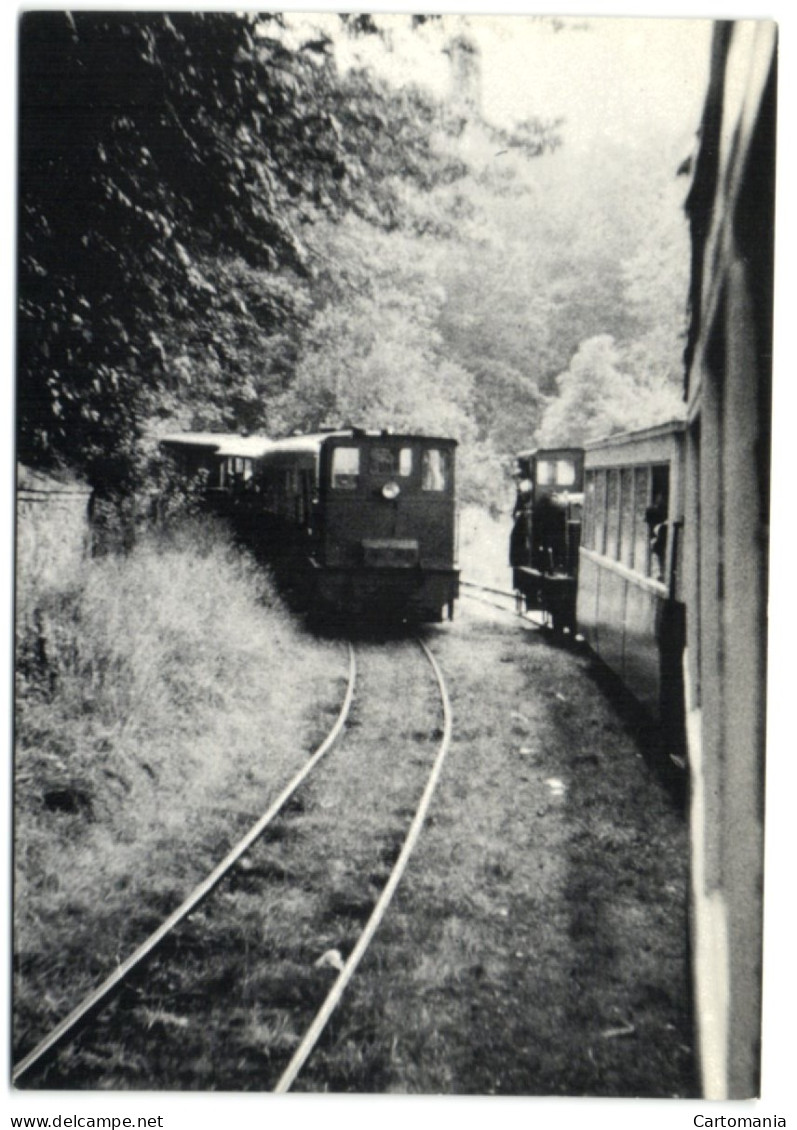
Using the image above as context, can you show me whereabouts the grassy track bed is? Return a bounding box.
[14,521,347,1079]
[21,636,445,1089]
[286,604,695,1096]
[17,546,694,1095]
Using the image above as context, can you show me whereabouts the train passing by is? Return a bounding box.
[511,420,687,758]
[510,445,584,634]
[161,427,460,623]
[511,18,775,1100]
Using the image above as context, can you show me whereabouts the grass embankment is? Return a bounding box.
[34,637,444,1090]
[14,518,346,1061]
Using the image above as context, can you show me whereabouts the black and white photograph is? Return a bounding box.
[8,1,788,1121]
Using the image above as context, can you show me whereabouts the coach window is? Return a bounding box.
[632,466,651,574]
[582,472,596,549]
[651,465,669,518]
[594,470,607,555]
[422,448,450,491]
[648,464,670,581]
[619,467,634,567]
[606,469,620,560]
[331,447,360,490]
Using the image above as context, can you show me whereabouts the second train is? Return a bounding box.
[510,418,686,754]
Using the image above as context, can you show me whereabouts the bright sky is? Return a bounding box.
[282,13,713,155]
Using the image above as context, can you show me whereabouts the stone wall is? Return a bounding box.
[17,465,93,591]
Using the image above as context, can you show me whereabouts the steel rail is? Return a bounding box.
[273,637,454,1093]
[12,643,358,1086]
[460,579,519,602]
[460,579,548,627]
[461,588,518,615]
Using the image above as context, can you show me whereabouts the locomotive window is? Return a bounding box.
[369,446,413,476]
[619,467,634,567]
[422,448,450,491]
[538,459,576,487]
[331,446,360,490]
[537,460,553,486]
[606,469,620,560]
[556,460,576,487]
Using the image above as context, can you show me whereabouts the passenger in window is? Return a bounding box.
[645,494,668,581]
[422,450,448,491]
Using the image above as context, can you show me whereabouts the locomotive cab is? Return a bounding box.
[511,446,584,631]
[317,432,459,621]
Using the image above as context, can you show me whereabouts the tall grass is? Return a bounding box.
[14,516,344,1054]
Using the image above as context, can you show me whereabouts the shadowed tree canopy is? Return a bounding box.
[18,11,690,510]
[17,11,477,490]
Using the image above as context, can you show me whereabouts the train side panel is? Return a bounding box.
[622,580,667,717]
[682,20,775,1099]
[576,421,686,740]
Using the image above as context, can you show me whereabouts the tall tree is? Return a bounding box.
[17,12,463,489]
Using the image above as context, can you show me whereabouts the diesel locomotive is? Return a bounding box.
[161,427,460,622]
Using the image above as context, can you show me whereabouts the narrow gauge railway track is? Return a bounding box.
[14,637,452,1093]
[460,579,545,626]
[12,643,357,1087]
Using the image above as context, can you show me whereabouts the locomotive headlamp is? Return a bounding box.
[382,481,401,500]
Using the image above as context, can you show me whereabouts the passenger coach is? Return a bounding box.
[680,19,774,1099]
[578,420,686,747]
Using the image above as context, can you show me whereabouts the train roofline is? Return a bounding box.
[515,445,585,461]
[159,432,275,458]
[161,428,458,462]
[583,417,687,452]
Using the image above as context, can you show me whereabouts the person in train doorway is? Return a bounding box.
[645,495,668,583]
[509,476,533,568]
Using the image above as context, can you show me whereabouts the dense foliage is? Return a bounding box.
[18,12,689,506]
[18,12,476,488]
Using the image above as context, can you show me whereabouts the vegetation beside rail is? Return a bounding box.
[14,516,346,1061]
[15,522,695,1094]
